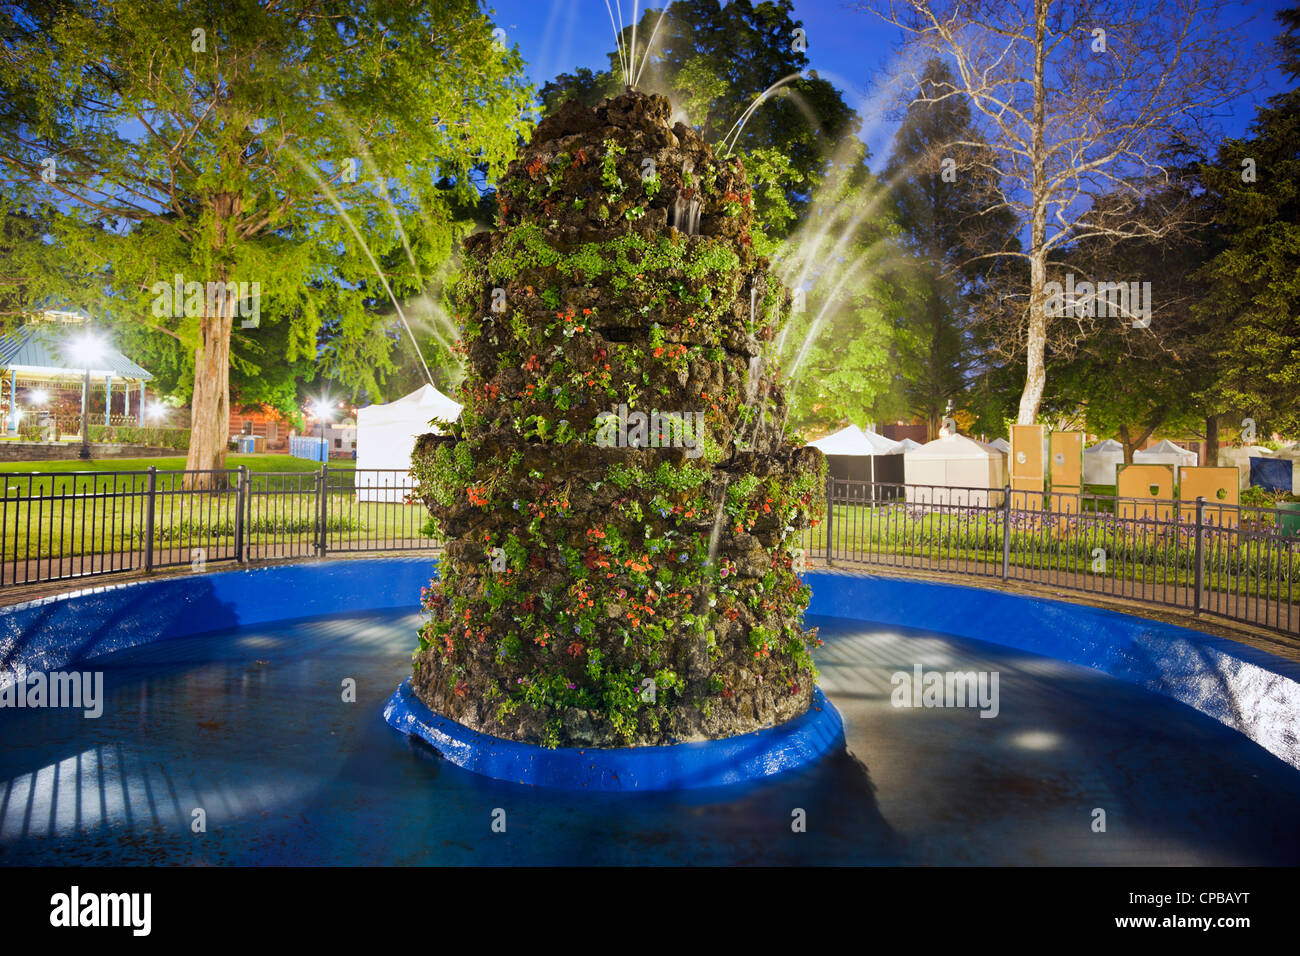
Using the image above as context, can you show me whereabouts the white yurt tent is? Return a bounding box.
[356,384,462,501]
[1083,439,1126,485]
[808,425,904,500]
[904,433,1008,506]
[1134,439,1198,479]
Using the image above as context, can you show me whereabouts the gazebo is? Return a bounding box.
[0,311,153,438]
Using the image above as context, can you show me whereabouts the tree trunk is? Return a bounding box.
[1020,249,1048,425]
[1017,0,1050,426]
[185,306,232,485]
[1204,415,1219,466]
[1118,425,1138,465]
[184,193,241,488]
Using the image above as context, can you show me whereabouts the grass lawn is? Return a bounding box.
[0,454,358,496]
[0,453,355,475]
[805,500,1297,601]
[0,454,429,568]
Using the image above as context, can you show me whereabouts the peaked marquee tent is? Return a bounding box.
[1134,439,1198,478]
[904,433,1008,506]
[1083,439,1126,485]
[808,424,904,500]
[356,383,462,501]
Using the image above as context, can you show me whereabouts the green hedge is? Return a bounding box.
[87,423,191,450]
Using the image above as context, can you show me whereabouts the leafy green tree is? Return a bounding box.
[1195,2,1300,438]
[540,0,859,242]
[779,139,912,432]
[0,0,531,477]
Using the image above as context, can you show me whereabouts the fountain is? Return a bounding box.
[385,89,841,789]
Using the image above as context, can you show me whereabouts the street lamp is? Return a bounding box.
[67,331,106,461]
[312,397,333,463]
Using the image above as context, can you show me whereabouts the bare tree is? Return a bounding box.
[863,0,1255,423]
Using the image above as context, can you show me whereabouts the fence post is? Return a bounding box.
[234,465,247,565]
[143,466,157,574]
[1194,495,1205,616]
[824,474,834,566]
[316,465,328,558]
[1001,484,1012,581]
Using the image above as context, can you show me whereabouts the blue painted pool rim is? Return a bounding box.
[384,678,845,792]
[2,556,1296,773]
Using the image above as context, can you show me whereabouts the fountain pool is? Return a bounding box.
[1,558,1297,865]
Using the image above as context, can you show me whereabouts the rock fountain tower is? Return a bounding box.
[410,91,825,749]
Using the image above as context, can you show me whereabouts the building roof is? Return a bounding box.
[0,323,153,381]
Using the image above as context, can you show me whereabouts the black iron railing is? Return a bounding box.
[805,479,1299,636]
[0,467,438,588]
[2,467,1295,637]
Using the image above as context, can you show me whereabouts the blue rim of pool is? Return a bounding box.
[383,677,844,791]
[2,557,1297,776]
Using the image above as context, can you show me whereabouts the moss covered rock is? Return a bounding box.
[410,90,825,748]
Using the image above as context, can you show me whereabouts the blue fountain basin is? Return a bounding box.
[383,678,844,792]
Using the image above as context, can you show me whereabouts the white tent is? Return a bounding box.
[356,384,462,501]
[904,433,1008,506]
[808,424,900,456]
[1083,439,1125,485]
[988,437,1011,453]
[1134,439,1198,478]
[895,437,923,452]
[1218,445,1274,490]
[809,425,904,497]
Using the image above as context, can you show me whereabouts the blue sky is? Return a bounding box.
[487,0,1295,162]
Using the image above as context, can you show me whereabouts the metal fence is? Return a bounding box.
[806,479,1299,636]
[0,467,437,588]
[2,467,1296,637]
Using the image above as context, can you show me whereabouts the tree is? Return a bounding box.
[777,137,913,433]
[540,0,860,243]
[0,0,531,479]
[1195,2,1300,438]
[1049,160,1227,462]
[885,58,1022,438]
[864,0,1252,424]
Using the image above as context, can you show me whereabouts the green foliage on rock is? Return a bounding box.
[410,92,825,748]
